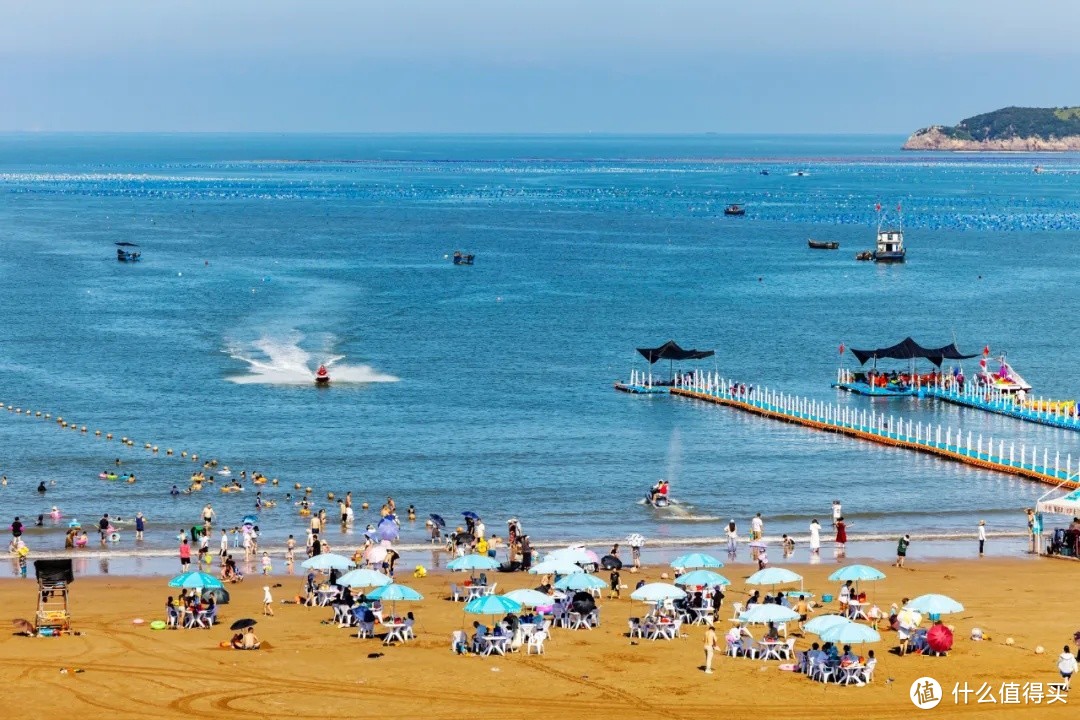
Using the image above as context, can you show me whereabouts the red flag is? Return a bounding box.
[982,345,990,356]
[979,358,987,368]
[839,343,845,356]
[875,203,881,212]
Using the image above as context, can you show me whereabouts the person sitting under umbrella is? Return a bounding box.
[231,626,260,650]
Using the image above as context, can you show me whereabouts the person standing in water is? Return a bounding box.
[809,519,821,555]
[832,500,843,528]
[725,521,738,556]
[834,517,848,554]
[978,520,986,556]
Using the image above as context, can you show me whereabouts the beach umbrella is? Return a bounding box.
[229,618,257,631]
[529,559,583,576]
[630,583,686,603]
[12,618,34,635]
[168,571,224,590]
[336,568,392,589]
[625,533,645,547]
[819,621,881,644]
[600,555,622,570]
[447,554,499,572]
[300,553,355,572]
[67,520,81,528]
[571,591,596,615]
[202,588,230,605]
[429,513,446,528]
[461,511,480,521]
[670,552,724,569]
[745,567,802,587]
[748,540,767,550]
[828,564,886,583]
[377,517,399,542]
[804,614,849,635]
[905,594,964,615]
[464,595,521,616]
[554,573,606,592]
[737,604,800,625]
[504,588,555,608]
[674,569,731,587]
[364,545,389,564]
[365,583,423,602]
[547,547,593,565]
[242,515,258,526]
[784,590,815,599]
[927,624,954,653]
[897,607,923,628]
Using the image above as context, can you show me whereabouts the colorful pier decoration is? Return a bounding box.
[657,370,1079,490]
[614,340,715,395]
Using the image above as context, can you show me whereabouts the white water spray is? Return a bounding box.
[225,333,398,385]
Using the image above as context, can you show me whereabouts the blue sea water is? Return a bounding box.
[1,133,1079,561]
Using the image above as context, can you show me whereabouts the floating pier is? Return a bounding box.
[659,370,1080,490]
[833,368,1080,432]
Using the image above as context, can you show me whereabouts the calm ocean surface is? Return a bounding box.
[2,133,1079,561]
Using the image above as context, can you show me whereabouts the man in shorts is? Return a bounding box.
[895,534,911,568]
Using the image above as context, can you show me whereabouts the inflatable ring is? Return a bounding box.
[150,620,167,630]
[109,532,120,543]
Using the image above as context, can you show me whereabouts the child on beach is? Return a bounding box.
[263,586,274,617]
[609,568,621,599]
[286,535,296,565]
[261,551,272,575]
[1058,645,1078,690]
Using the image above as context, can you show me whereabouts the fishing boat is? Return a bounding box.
[855,251,873,261]
[314,365,330,386]
[723,204,746,216]
[115,242,141,262]
[808,239,839,250]
[872,203,906,263]
[452,251,475,265]
[975,354,1031,396]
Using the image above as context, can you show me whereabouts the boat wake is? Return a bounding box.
[225,333,398,385]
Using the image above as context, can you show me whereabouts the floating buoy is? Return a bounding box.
[35,411,41,417]
[294,482,301,489]
[152,446,158,453]
[327,492,335,500]
[271,478,278,485]
[121,437,128,443]
[191,454,198,461]
[106,433,113,440]
[361,502,369,510]
[305,486,312,494]
[166,449,173,455]
[81,426,87,433]
[181,451,187,458]
[15,408,21,414]
[44,413,51,419]
[60,421,68,428]
[56,417,63,423]
[144,443,151,449]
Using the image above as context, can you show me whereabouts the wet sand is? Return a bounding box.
[0,557,1077,719]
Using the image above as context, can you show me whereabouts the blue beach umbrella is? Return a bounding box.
[242,514,258,526]
[905,594,964,615]
[737,603,800,624]
[68,519,81,528]
[168,571,224,590]
[670,552,724,569]
[377,517,399,542]
[365,583,423,602]
[462,511,480,521]
[335,568,392,589]
[674,569,731,587]
[629,583,686,603]
[819,620,882,644]
[745,567,802,587]
[554,574,607,592]
[447,553,499,572]
[828,565,886,583]
[804,614,850,635]
[504,588,556,607]
[547,547,594,565]
[429,513,446,528]
[300,553,355,572]
[464,595,522,616]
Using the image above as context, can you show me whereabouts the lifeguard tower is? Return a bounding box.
[34,559,74,635]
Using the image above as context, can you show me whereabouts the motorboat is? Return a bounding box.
[315,365,330,386]
[808,239,840,250]
[871,203,906,263]
[645,493,670,509]
[115,242,141,262]
[452,251,475,265]
[723,204,746,216]
[855,251,873,261]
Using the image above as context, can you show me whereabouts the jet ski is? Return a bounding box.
[646,493,670,509]
[315,365,330,386]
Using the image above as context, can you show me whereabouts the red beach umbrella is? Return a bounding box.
[927,623,953,653]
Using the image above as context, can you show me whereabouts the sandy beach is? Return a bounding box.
[1,557,1076,719]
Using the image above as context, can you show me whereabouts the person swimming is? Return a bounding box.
[170,485,180,497]
[37,481,46,494]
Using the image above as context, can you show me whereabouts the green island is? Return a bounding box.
[903,106,1080,151]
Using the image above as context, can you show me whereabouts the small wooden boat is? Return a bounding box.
[723,204,746,216]
[855,251,874,261]
[808,239,839,250]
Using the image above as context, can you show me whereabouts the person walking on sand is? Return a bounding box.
[703,621,718,674]
[1059,645,1078,690]
[978,520,986,556]
[894,534,910,568]
[809,519,821,554]
[609,568,621,599]
[263,586,275,617]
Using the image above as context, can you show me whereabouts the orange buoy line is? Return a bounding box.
[660,373,1080,490]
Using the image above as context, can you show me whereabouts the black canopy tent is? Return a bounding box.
[850,337,978,368]
[635,340,716,385]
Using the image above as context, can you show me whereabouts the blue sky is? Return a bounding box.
[2,0,1077,133]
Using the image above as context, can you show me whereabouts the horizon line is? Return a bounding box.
[0,130,909,137]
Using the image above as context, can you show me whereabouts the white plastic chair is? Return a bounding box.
[628,618,643,638]
[484,582,498,596]
[861,658,877,684]
[450,629,467,652]
[730,602,743,620]
[450,583,463,602]
[357,620,375,639]
[526,630,547,655]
